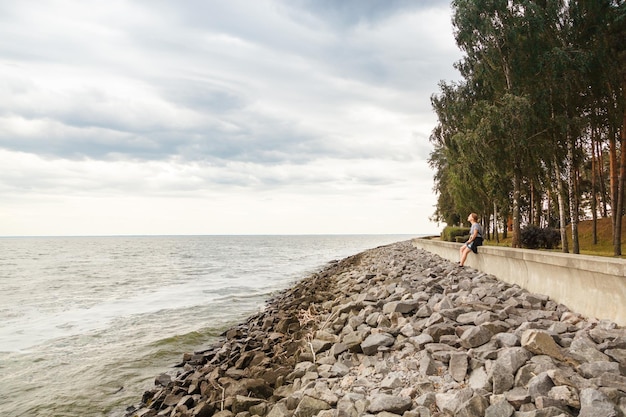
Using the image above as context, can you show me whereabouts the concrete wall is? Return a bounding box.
[411,237,626,326]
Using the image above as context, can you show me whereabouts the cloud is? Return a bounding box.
[0,0,462,235]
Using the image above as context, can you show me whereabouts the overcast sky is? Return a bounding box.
[0,0,461,236]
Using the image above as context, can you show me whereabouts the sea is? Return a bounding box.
[0,234,418,417]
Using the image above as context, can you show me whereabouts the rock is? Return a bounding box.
[155,373,172,387]
[485,399,515,417]
[435,388,473,415]
[491,361,515,394]
[528,372,556,401]
[605,348,626,367]
[460,325,493,348]
[294,395,331,417]
[521,330,566,361]
[505,386,532,408]
[367,393,412,414]
[410,333,434,349]
[342,331,365,352]
[383,299,420,314]
[231,396,264,414]
[468,366,491,391]
[449,352,469,382]
[496,347,533,374]
[578,361,620,378]
[593,373,626,392]
[568,337,610,363]
[548,385,580,408]
[578,388,618,417]
[456,394,489,417]
[124,241,626,417]
[266,402,290,417]
[361,332,395,355]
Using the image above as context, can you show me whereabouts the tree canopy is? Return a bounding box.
[430,0,626,254]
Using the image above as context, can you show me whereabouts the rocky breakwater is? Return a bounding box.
[126,241,626,417]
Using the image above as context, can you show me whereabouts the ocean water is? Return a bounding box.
[0,234,416,417]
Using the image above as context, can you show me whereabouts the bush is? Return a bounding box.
[442,226,470,242]
[520,225,561,249]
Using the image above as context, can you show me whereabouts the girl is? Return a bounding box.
[459,213,483,267]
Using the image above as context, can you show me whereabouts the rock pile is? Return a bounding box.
[126,241,626,417]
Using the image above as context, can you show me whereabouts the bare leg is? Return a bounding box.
[459,245,471,266]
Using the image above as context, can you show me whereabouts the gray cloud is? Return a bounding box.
[280,0,450,28]
[0,1,460,182]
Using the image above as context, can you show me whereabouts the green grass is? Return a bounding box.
[485,217,626,258]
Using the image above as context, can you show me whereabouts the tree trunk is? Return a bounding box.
[503,218,508,239]
[512,169,522,248]
[493,200,499,244]
[610,130,620,255]
[597,136,608,217]
[529,181,535,227]
[567,137,580,254]
[554,155,569,253]
[535,187,542,227]
[591,128,598,245]
[616,121,626,256]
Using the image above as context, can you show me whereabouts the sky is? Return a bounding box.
[0,0,462,236]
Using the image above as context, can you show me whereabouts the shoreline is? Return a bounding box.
[125,240,626,417]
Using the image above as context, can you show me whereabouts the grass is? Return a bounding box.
[485,217,626,258]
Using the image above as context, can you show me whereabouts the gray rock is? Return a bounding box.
[485,399,515,417]
[383,299,420,314]
[361,332,395,355]
[460,325,493,348]
[468,366,491,391]
[294,395,331,417]
[494,332,520,348]
[496,347,533,374]
[568,337,610,363]
[410,333,434,349]
[504,386,532,408]
[232,396,264,414]
[342,331,365,352]
[435,388,474,415]
[425,322,457,342]
[456,311,482,325]
[366,393,412,414]
[449,352,469,382]
[578,361,620,378]
[330,342,349,357]
[578,388,618,417]
[528,372,555,401]
[457,395,489,417]
[548,385,580,408]
[605,349,626,367]
[419,353,440,376]
[593,373,626,392]
[491,361,515,394]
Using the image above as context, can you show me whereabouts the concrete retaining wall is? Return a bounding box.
[411,237,626,326]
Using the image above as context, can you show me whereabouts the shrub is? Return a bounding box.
[442,226,470,242]
[520,225,561,249]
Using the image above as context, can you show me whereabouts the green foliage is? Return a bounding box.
[520,225,561,249]
[442,226,470,242]
[429,0,625,254]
